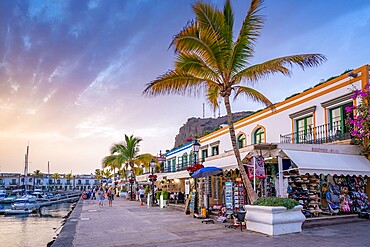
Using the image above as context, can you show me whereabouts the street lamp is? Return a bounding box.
[150,159,156,206]
[192,139,201,214]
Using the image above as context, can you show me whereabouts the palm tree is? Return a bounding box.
[105,134,143,182]
[102,155,121,181]
[32,170,44,189]
[66,173,73,189]
[95,169,103,186]
[51,173,60,190]
[143,0,326,203]
[102,169,113,182]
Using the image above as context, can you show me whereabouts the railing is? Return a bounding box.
[164,163,190,173]
[280,120,351,144]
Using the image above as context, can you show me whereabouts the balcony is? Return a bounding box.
[280,120,351,144]
[164,163,189,173]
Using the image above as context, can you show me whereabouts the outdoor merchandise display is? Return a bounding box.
[225,181,233,213]
[233,178,246,211]
[287,173,369,217]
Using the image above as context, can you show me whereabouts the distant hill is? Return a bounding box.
[173,111,253,148]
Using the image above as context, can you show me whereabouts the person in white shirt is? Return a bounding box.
[138,187,145,202]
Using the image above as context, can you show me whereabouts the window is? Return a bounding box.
[295,115,313,143]
[37,179,41,185]
[211,145,219,156]
[329,102,352,138]
[29,178,32,182]
[77,179,82,185]
[57,179,61,185]
[166,160,171,172]
[237,134,246,148]
[85,180,90,185]
[171,159,176,172]
[189,152,194,166]
[49,179,53,184]
[11,179,17,185]
[201,149,208,162]
[182,154,188,168]
[254,128,265,144]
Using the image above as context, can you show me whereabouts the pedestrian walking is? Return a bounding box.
[107,187,114,207]
[98,187,105,207]
[139,186,145,202]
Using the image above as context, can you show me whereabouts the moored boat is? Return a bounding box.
[4,208,36,215]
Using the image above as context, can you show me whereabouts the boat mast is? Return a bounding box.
[47,161,50,192]
[24,145,29,191]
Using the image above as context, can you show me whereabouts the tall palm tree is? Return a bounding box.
[66,173,73,189]
[143,0,326,203]
[102,155,121,181]
[32,170,43,189]
[105,134,143,182]
[102,169,113,181]
[51,173,60,190]
[95,169,103,186]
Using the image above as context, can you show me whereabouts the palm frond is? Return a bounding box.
[143,70,207,97]
[236,54,327,83]
[175,52,220,81]
[206,83,222,111]
[233,86,274,110]
[230,0,264,74]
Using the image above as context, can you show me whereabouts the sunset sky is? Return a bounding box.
[1,0,370,174]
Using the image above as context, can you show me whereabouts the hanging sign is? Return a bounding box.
[247,156,266,179]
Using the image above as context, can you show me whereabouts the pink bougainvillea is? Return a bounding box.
[346,83,370,156]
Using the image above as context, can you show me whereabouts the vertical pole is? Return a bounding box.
[253,156,256,192]
[278,155,284,198]
[151,166,155,206]
[194,151,198,214]
[47,161,50,191]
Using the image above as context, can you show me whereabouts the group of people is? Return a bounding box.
[94,186,115,207]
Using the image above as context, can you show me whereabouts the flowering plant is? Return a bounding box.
[346,83,370,156]
[186,163,204,174]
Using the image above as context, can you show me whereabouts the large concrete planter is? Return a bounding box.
[245,205,305,236]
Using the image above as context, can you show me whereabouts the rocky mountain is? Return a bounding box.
[174,111,253,148]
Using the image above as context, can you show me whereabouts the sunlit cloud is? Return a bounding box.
[75,117,123,139]
[43,89,57,103]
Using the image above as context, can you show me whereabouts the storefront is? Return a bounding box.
[278,148,370,217]
[201,143,370,217]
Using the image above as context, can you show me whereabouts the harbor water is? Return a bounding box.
[0,203,74,247]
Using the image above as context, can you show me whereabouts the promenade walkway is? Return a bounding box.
[52,196,370,247]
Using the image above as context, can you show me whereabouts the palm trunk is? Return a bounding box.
[224,95,258,204]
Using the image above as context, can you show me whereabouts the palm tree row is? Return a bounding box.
[102,134,159,182]
[143,0,326,203]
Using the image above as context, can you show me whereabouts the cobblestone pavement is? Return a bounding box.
[52,196,370,247]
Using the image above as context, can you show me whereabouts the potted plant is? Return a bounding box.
[119,187,127,198]
[245,197,305,236]
[160,190,169,208]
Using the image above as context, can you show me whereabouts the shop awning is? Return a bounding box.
[282,149,370,176]
[203,154,238,170]
[166,170,190,179]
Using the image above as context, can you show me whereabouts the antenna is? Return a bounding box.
[218,100,221,118]
[202,103,205,118]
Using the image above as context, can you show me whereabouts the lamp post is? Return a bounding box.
[150,159,156,206]
[129,176,135,201]
[192,139,201,214]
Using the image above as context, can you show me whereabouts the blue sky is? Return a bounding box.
[0,0,369,173]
